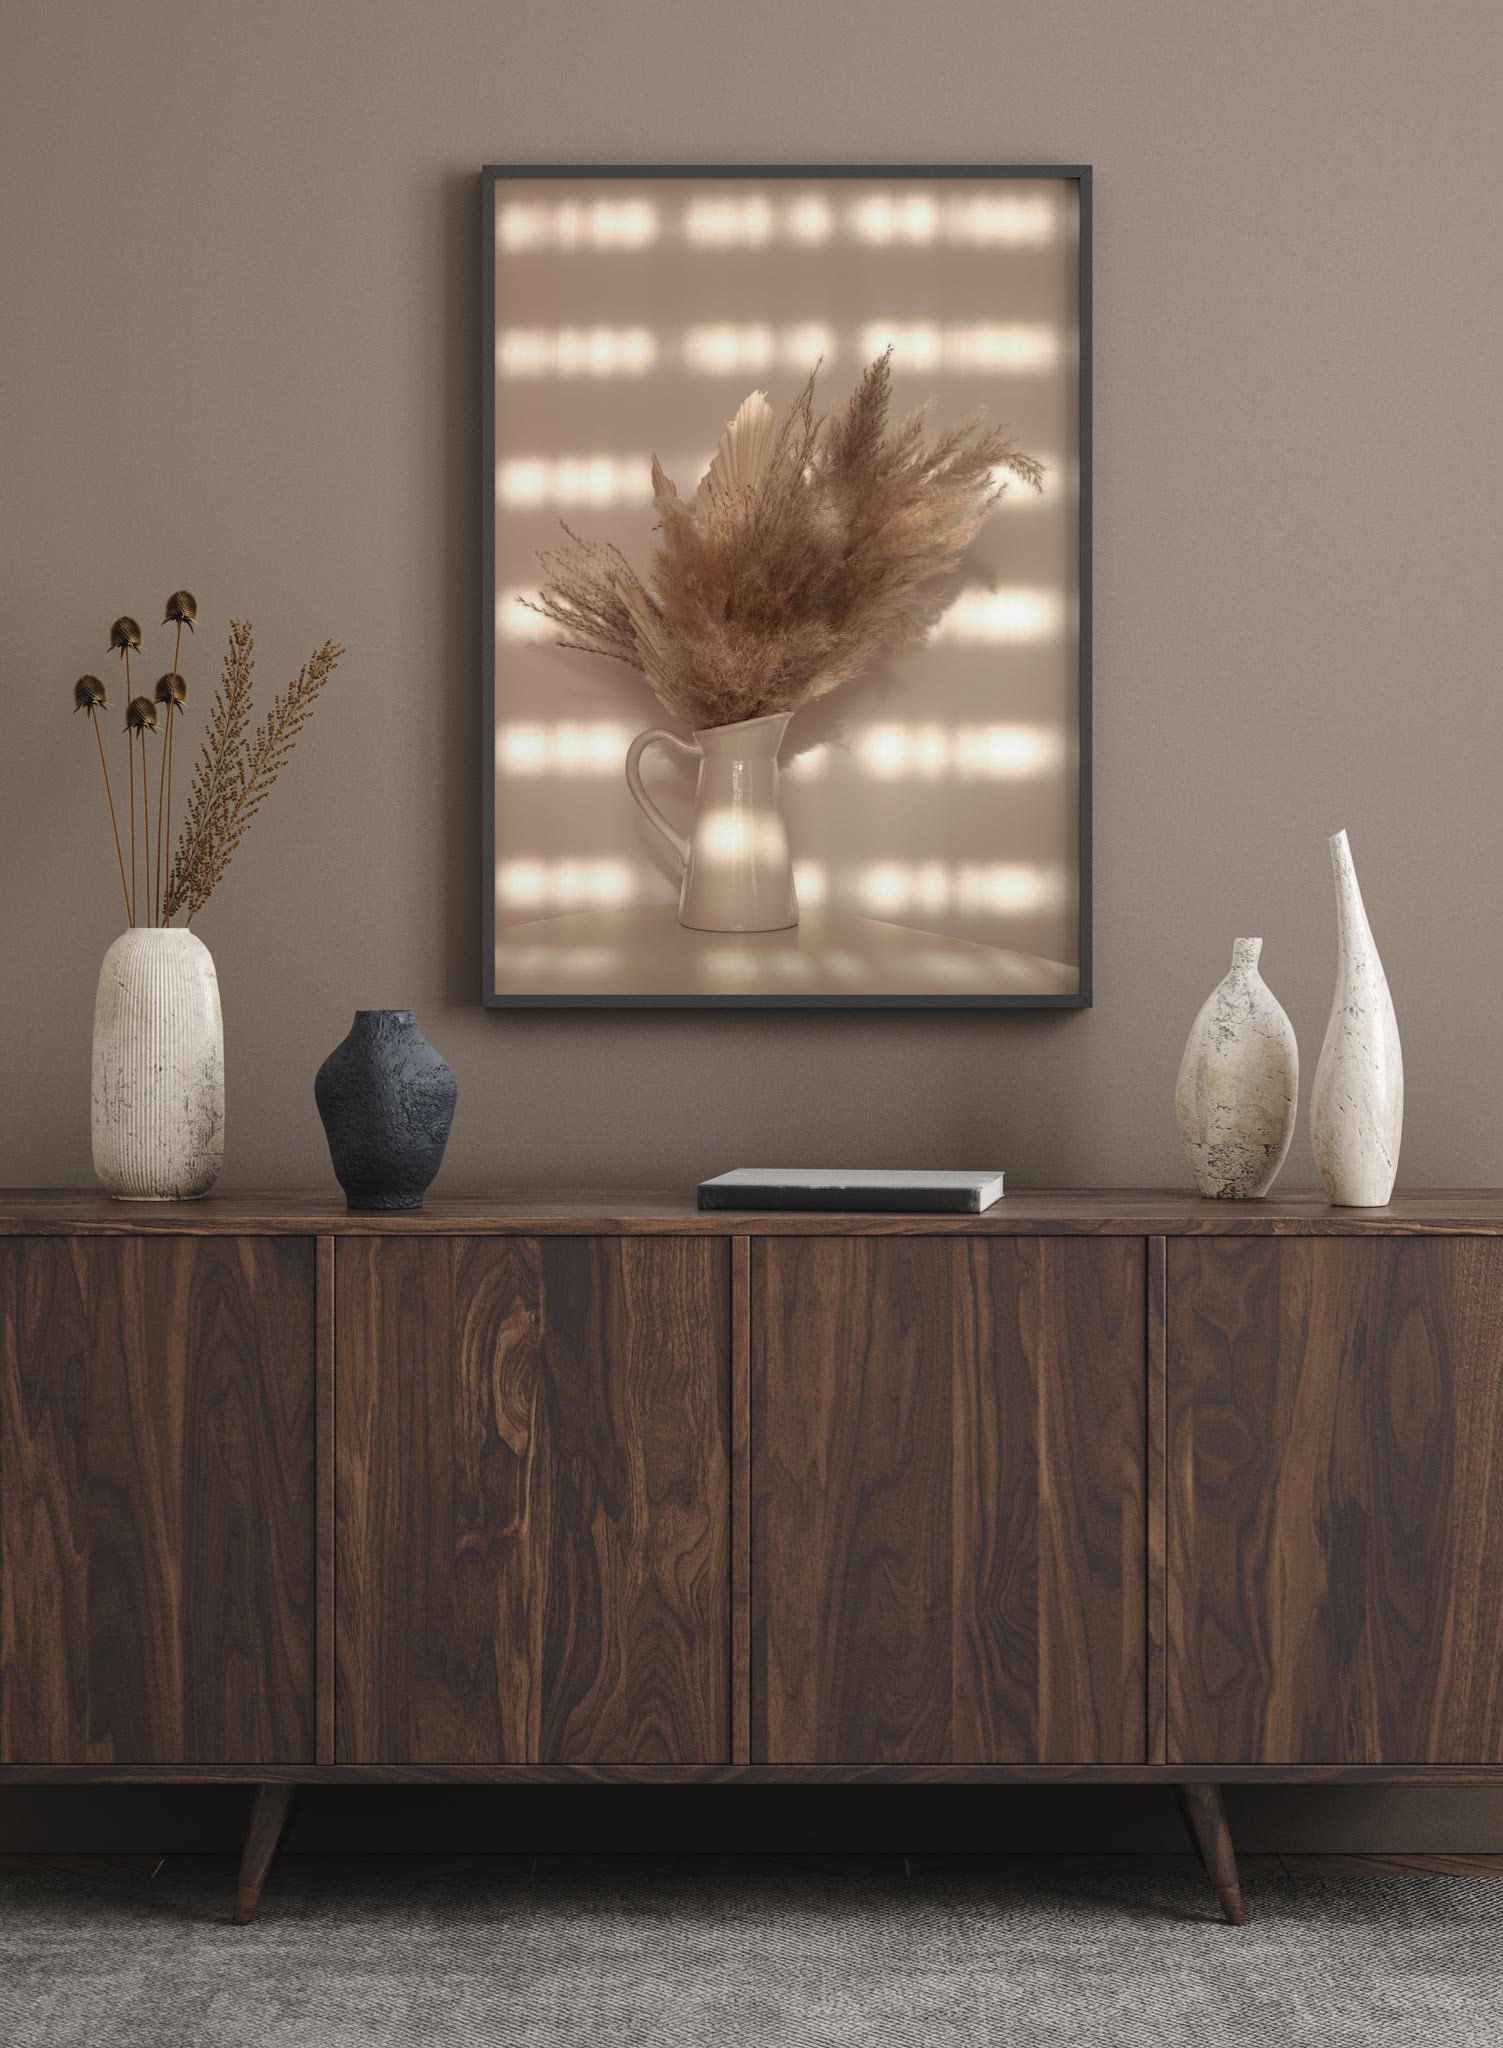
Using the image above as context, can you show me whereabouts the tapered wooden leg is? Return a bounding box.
[1174,1783,1246,1925]
[1173,1786,1206,1869]
[233,1787,300,1925]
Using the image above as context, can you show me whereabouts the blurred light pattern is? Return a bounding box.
[695,808,789,865]
[495,944,626,976]
[781,322,836,368]
[492,453,1054,511]
[497,453,1055,510]
[499,201,658,251]
[500,325,842,378]
[499,456,654,506]
[861,724,949,779]
[858,722,1062,779]
[850,193,1055,247]
[498,189,1054,254]
[499,328,655,377]
[491,176,1080,985]
[686,195,774,246]
[956,864,1062,913]
[862,322,1058,373]
[701,950,754,985]
[792,860,827,906]
[821,951,867,980]
[498,722,631,774]
[498,321,1059,385]
[858,860,1061,916]
[498,859,636,908]
[786,195,834,244]
[929,589,1065,643]
[949,194,1058,245]
[683,323,835,374]
[498,454,717,507]
[993,455,1060,501]
[849,194,940,244]
[500,591,542,639]
[862,860,953,914]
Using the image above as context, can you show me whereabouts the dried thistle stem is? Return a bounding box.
[122,642,138,925]
[153,618,182,925]
[154,610,181,925]
[157,693,172,925]
[163,687,176,925]
[92,714,131,925]
[127,731,137,927]
[140,728,151,927]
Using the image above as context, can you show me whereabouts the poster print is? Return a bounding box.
[484,165,1090,1007]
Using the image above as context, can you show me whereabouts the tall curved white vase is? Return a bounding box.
[1175,937,1298,1199]
[1311,829,1402,1207]
[92,928,225,1200]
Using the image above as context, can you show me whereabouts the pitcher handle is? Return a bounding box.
[625,728,696,867]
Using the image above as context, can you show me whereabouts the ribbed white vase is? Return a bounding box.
[1311,829,1403,1207]
[91,928,225,1200]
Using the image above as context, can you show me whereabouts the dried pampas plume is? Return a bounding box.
[164,621,345,924]
[524,350,1042,730]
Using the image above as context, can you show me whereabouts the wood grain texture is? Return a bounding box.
[751,1236,1146,1764]
[233,1785,299,1923]
[1175,1781,1246,1924]
[1168,1235,1503,1764]
[334,1234,730,1764]
[1146,1235,1168,1764]
[0,1235,316,1764]
[315,1236,335,1764]
[9,1190,1503,1236]
[12,1759,1503,1784]
[731,1234,751,1765]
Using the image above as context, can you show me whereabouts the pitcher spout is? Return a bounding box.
[693,710,793,758]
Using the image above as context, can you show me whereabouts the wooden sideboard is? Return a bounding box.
[4,1189,1503,1926]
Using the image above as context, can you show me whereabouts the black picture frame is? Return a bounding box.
[482,163,1092,1010]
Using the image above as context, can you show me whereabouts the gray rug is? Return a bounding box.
[2,1854,1500,2047]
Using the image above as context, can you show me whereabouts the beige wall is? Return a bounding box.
[6,0,1503,1195]
[4,0,1503,1846]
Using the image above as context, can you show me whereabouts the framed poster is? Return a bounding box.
[483,164,1090,1008]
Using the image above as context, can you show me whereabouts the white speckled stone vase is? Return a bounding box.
[1175,938,1299,1199]
[1312,829,1403,1207]
[91,928,225,1200]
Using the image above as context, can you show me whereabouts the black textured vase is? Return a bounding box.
[314,1010,457,1211]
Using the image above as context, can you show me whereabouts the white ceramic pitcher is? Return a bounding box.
[625,710,799,932]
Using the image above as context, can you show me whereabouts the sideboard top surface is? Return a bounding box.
[4,1189,1503,1236]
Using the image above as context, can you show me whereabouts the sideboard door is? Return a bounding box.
[335,1235,730,1764]
[751,1236,1147,1763]
[1168,1236,1503,1764]
[0,1236,316,1764]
